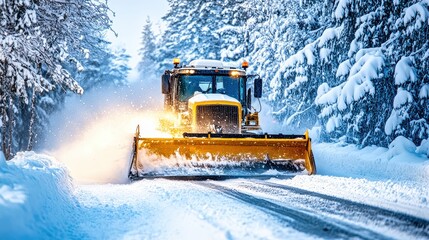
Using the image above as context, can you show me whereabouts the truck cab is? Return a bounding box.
[161,59,262,135]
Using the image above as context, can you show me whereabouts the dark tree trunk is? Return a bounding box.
[27,89,36,151]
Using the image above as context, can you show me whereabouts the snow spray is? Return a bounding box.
[39,76,166,184]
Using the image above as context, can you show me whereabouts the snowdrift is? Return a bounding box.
[0,152,78,239]
[314,140,429,184]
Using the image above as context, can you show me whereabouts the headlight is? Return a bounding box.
[178,102,188,111]
[179,111,190,125]
[230,71,239,77]
[248,120,257,126]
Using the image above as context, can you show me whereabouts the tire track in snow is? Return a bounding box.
[195,181,387,240]
[248,180,429,239]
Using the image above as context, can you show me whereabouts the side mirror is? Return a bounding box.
[161,74,170,94]
[254,78,262,98]
[246,88,252,110]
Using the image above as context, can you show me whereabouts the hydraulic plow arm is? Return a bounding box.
[128,125,142,179]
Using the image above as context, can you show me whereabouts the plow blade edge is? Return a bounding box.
[129,128,316,179]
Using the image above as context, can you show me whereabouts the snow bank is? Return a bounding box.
[313,142,429,184]
[417,139,429,157]
[0,152,78,239]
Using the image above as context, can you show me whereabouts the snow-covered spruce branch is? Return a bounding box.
[0,0,113,159]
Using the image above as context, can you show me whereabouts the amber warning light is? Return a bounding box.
[242,60,249,70]
[173,58,180,68]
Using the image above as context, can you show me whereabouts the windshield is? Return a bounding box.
[178,75,245,102]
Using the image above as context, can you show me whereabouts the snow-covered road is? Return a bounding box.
[74,176,429,240]
[76,178,313,239]
[2,141,429,239]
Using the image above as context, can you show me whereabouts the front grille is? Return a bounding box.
[196,105,239,133]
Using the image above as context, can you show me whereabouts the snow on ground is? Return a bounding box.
[307,141,429,220]
[0,152,80,239]
[314,141,429,184]
[268,174,429,221]
[1,139,428,238]
[75,180,313,240]
[212,176,429,239]
[204,140,429,225]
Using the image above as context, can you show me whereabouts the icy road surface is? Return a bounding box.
[75,176,429,240]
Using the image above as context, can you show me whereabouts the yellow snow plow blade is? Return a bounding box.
[129,126,316,179]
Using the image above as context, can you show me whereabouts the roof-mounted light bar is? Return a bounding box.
[179,69,195,74]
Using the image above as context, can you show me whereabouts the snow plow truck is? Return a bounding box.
[128,59,316,179]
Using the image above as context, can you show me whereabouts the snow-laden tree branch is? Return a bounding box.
[0,0,115,159]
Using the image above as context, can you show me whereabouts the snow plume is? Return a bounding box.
[39,78,165,184]
[258,100,287,133]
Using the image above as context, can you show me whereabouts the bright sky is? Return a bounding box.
[106,0,169,73]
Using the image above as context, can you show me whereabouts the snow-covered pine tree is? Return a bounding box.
[157,0,233,67]
[262,0,333,132]
[315,0,394,146]
[72,46,130,91]
[138,17,159,82]
[157,0,195,68]
[189,0,223,60]
[108,47,131,86]
[0,0,112,159]
[314,0,428,148]
[0,0,74,158]
[245,0,286,96]
[218,0,252,63]
[384,1,429,146]
[33,0,114,152]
